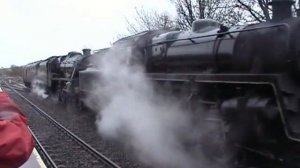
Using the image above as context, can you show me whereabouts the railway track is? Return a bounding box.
[28,128,58,168]
[2,81,121,168]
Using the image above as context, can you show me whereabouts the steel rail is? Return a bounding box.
[4,81,121,168]
[28,128,58,168]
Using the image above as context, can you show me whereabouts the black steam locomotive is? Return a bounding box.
[22,0,300,166]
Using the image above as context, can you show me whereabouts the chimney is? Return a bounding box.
[269,0,295,21]
[82,49,91,56]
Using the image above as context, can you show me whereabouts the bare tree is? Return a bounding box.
[171,0,245,30]
[296,0,300,16]
[126,7,176,34]
[172,0,300,30]
[124,0,300,36]
[236,0,271,22]
[8,65,22,77]
[237,0,300,23]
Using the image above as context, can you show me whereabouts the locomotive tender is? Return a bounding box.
[22,0,300,166]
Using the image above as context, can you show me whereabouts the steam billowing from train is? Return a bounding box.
[31,72,48,99]
[83,43,227,168]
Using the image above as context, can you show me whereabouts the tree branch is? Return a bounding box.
[237,0,263,22]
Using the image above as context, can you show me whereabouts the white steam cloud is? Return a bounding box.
[86,43,229,168]
[31,72,48,99]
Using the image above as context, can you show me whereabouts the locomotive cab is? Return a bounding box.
[59,52,83,78]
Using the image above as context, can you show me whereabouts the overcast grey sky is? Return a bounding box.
[0,0,176,68]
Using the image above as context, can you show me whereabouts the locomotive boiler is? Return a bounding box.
[22,0,300,166]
